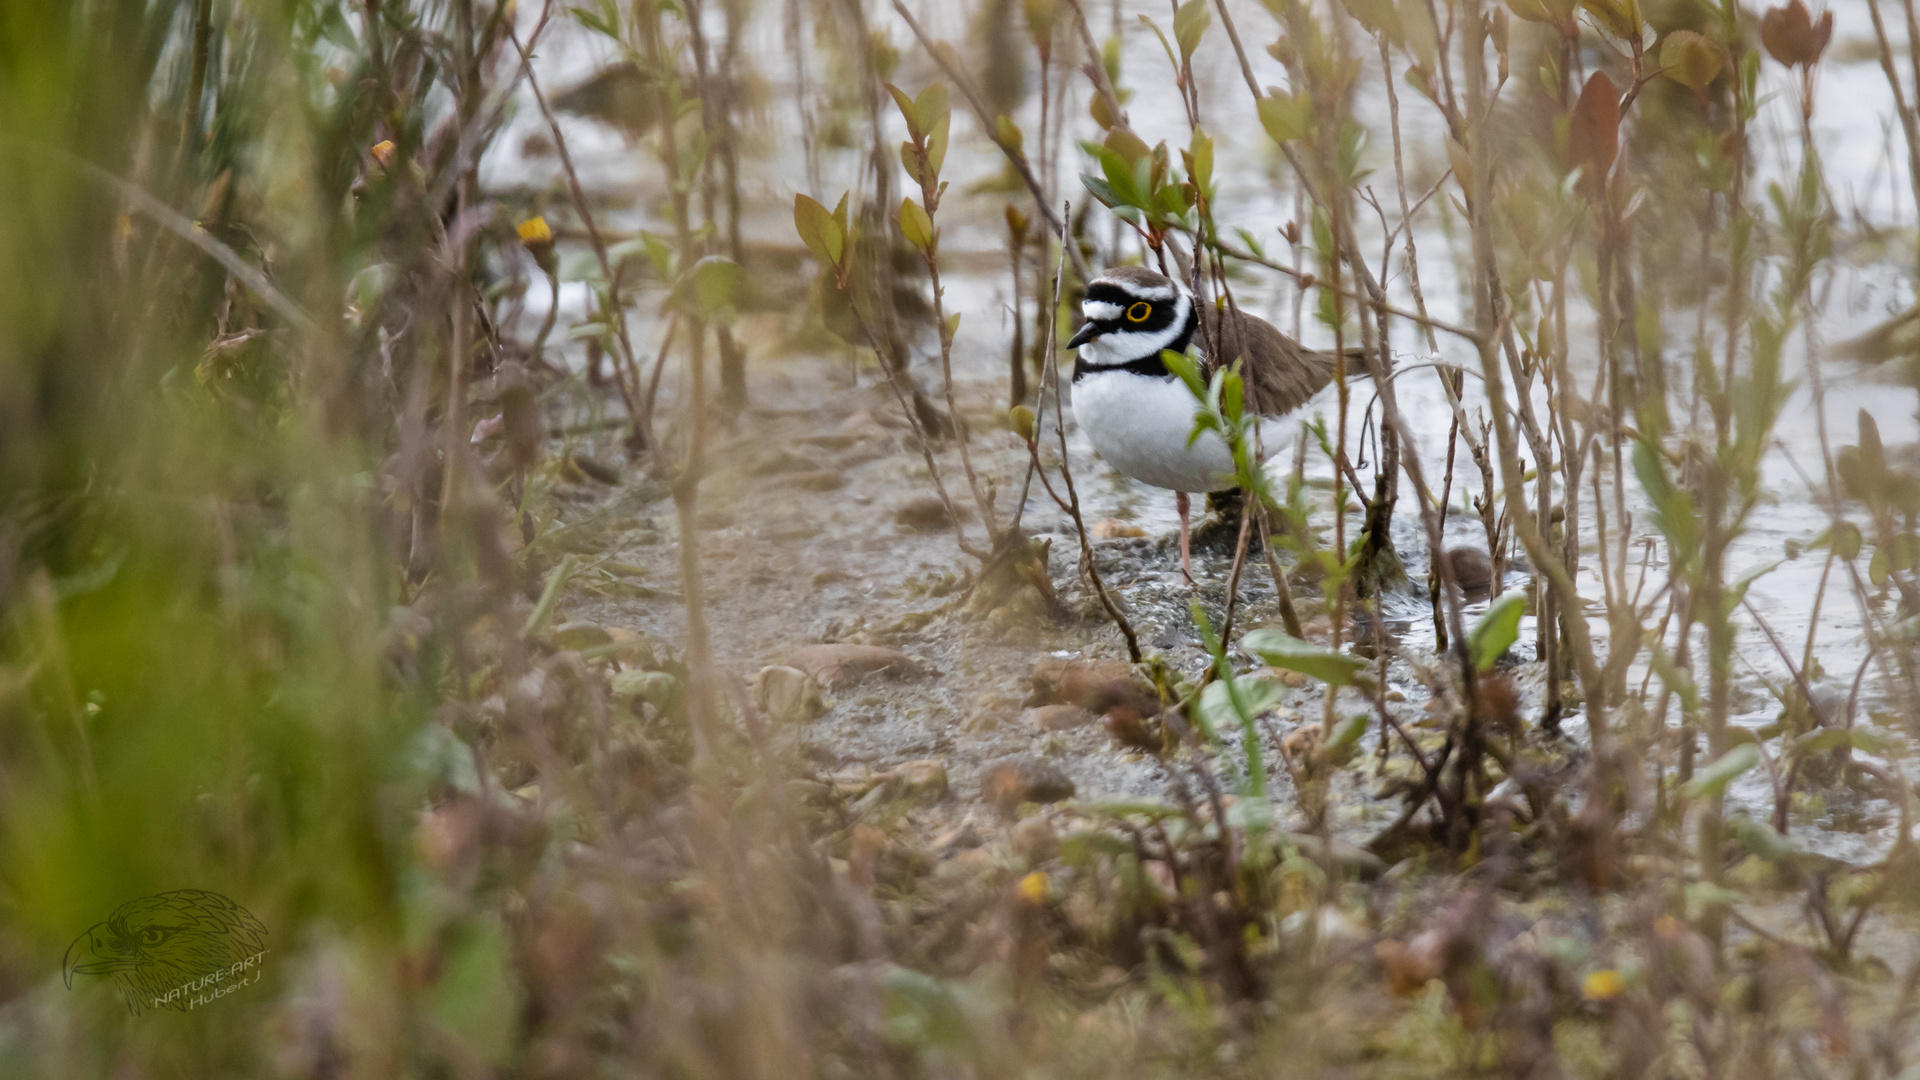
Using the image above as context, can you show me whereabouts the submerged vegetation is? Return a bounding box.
[9,0,1920,1075]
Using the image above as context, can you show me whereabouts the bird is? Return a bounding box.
[63,890,269,1014]
[1065,266,1356,582]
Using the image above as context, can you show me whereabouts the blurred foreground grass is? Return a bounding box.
[9,1,1920,1078]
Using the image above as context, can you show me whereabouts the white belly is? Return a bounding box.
[1073,371,1254,492]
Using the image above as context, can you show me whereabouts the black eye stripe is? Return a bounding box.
[1084,283,1140,306]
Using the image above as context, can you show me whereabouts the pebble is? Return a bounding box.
[1022,704,1095,732]
[981,757,1077,814]
[894,494,955,532]
[1011,817,1060,864]
[785,643,922,689]
[1284,832,1389,880]
[752,665,827,722]
[1027,656,1153,710]
[610,669,679,710]
[551,621,611,651]
[1442,546,1494,594]
[884,758,949,803]
[1091,518,1148,539]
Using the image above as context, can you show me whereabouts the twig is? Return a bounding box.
[889,0,1090,281]
[1024,201,1141,661]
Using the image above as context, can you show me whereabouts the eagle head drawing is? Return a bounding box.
[63,889,268,1014]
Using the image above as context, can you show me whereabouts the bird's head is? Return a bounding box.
[1066,267,1197,367]
[63,890,267,1013]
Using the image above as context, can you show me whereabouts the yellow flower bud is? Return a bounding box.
[517,216,557,274]
[1018,871,1050,904]
[1581,969,1625,1002]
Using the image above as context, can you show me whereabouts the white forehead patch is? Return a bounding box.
[1082,300,1124,321]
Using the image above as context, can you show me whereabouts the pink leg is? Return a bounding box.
[1176,491,1195,585]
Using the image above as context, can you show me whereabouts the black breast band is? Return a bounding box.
[1072,354,1174,382]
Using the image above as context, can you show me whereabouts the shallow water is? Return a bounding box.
[494,0,1920,862]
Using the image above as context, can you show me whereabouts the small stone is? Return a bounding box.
[1091,518,1148,539]
[1022,704,1095,732]
[552,621,612,651]
[1010,817,1060,864]
[791,470,845,491]
[1282,725,1324,774]
[931,822,983,856]
[1284,832,1389,880]
[753,665,828,722]
[981,757,1076,814]
[1442,546,1494,594]
[894,494,955,533]
[697,509,735,530]
[1028,657,1153,709]
[1268,667,1309,689]
[828,767,879,797]
[603,627,658,668]
[611,669,679,710]
[1021,757,1082,799]
[568,453,621,485]
[1106,708,1164,753]
[885,758,948,802]
[785,643,922,689]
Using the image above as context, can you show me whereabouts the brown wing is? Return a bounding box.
[1197,305,1363,417]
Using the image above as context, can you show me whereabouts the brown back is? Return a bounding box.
[1196,305,1362,417]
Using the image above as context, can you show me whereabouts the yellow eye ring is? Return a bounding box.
[1126,301,1152,322]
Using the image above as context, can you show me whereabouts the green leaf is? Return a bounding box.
[429,914,523,1065]
[1580,0,1640,40]
[1731,815,1792,861]
[611,669,681,710]
[898,197,935,250]
[1833,520,1863,560]
[1080,172,1124,208]
[1173,0,1211,59]
[995,114,1025,155]
[523,554,578,637]
[688,256,742,319]
[1199,675,1285,731]
[914,82,950,135]
[885,83,920,137]
[1724,560,1778,614]
[1257,90,1311,144]
[1220,368,1245,423]
[1242,628,1368,687]
[1795,728,1850,754]
[1339,0,1403,42]
[793,193,846,268]
[1097,142,1150,209]
[1326,712,1368,754]
[927,110,951,175]
[1161,349,1207,398]
[1468,591,1526,672]
[1186,128,1214,195]
[1659,29,1723,91]
[1633,437,1699,571]
[1400,0,1439,65]
[1683,743,1760,799]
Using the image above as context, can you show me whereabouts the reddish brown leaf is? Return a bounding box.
[1569,71,1620,192]
[1761,0,1832,67]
